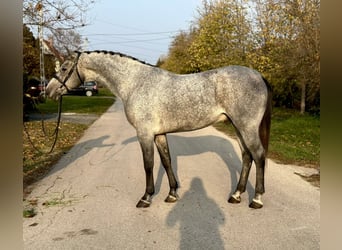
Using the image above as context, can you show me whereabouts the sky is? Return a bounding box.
[79,0,202,64]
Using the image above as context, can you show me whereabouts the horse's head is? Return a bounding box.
[46,52,83,100]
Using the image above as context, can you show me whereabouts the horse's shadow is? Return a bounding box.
[45,135,115,177]
[123,133,255,202]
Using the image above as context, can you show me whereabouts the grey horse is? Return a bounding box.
[46,51,272,209]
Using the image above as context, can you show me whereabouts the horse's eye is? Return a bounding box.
[61,67,67,72]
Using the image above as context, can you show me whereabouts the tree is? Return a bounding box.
[160,0,254,73]
[23,0,94,55]
[188,0,253,71]
[47,30,83,55]
[159,30,197,74]
[23,24,56,81]
[251,0,320,113]
[23,24,40,77]
[286,0,320,113]
[160,0,320,113]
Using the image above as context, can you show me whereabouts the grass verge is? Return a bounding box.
[36,95,115,115]
[23,121,89,188]
[214,108,320,168]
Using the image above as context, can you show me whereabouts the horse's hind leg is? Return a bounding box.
[228,147,252,204]
[228,127,266,209]
[136,135,155,208]
[250,155,266,209]
[244,135,266,209]
[154,134,179,202]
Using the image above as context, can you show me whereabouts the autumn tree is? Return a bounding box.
[251,0,320,113]
[161,0,320,113]
[159,30,197,74]
[23,24,40,78]
[188,0,253,71]
[23,25,56,83]
[23,0,94,56]
[286,0,320,113]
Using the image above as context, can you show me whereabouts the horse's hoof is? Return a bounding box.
[249,199,263,209]
[136,199,151,208]
[228,195,241,204]
[165,194,178,203]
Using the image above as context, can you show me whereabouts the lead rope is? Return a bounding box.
[23,95,63,154]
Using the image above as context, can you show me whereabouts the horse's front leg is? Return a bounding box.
[136,136,155,208]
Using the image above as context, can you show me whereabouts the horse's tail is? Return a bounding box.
[259,77,272,156]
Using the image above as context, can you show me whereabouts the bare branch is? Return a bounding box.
[23,0,94,54]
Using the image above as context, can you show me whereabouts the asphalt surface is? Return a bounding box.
[23,100,320,250]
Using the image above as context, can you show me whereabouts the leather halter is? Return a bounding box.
[53,52,83,92]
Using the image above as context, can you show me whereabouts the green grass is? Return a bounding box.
[34,91,115,115]
[214,108,320,168]
[268,108,319,167]
[97,87,115,96]
[23,208,36,218]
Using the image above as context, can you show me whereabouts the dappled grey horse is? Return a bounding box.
[46,51,272,209]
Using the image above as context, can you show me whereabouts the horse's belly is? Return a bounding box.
[154,110,226,134]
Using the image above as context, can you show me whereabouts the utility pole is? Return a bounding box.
[36,1,46,97]
[82,37,89,51]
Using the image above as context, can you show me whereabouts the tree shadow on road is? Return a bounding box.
[166,177,225,250]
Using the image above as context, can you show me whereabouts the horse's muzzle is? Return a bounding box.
[46,79,65,100]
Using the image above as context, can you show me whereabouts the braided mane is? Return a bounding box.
[76,50,155,67]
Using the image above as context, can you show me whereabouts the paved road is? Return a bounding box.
[23,100,320,250]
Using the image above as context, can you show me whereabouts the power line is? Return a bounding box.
[81,35,172,46]
[94,18,148,33]
[81,19,178,64]
[110,37,171,44]
[88,41,165,53]
[84,30,181,37]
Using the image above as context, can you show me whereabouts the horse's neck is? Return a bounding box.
[80,53,151,100]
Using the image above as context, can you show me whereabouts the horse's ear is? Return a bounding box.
[65,51,81,61]
[73,51,82,60]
